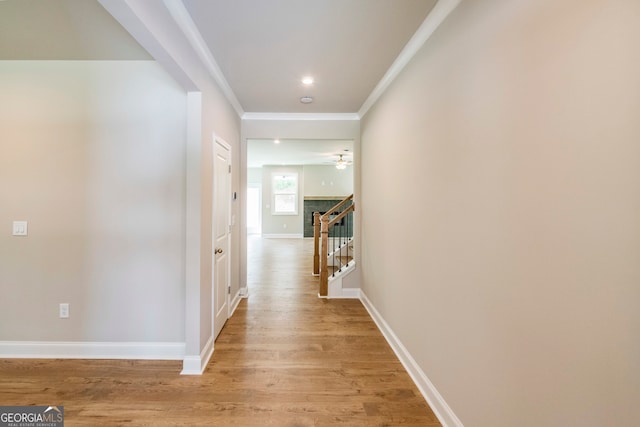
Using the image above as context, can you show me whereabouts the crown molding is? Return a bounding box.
[242,112,360,121]
[163,0,244,117]
[358,0,462,118]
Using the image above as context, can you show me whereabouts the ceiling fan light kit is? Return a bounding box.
[335,154,350,170]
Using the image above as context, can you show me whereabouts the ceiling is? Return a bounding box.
[182,0,437,113]
[1,0,442,166]
[0,0,438,114]
[247,139,353,168]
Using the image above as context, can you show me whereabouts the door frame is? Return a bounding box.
[212,134,232,339]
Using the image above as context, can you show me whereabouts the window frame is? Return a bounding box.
[272,172,299,215]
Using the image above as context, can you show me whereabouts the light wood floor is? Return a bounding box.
[0,237,440,426]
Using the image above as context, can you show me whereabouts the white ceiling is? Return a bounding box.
[182,0,437,113]
[248,139,353,168]
[1,0,438,114]
[1,0,443,166]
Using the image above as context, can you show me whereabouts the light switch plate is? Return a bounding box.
[12,221,28,236]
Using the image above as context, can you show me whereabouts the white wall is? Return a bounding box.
[303,165,353,197]
[0,60,186,343]
[98,0,243,368]
[247,167,262,185]
[360,0,640,425]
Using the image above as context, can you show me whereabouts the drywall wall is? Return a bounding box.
[303,165,353,197]
[360,0,640,425]
[98,0,243,367]
[0,60,186,343]
[261,166,304,236]
[197,83,242,350]
[247,167,262,185]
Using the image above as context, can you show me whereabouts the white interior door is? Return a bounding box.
[213,138,231,339]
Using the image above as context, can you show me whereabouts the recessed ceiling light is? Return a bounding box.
[274,139,280,144]
[300,96,313,104]
[302,76,314,85]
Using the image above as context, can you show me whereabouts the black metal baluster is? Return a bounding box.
[332,218,336,277]
[339,215,343,272]
[347,209,351,267]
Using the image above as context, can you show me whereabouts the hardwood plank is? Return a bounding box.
[0,237,440,426]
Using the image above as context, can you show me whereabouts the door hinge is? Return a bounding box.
[228,165,231,173]
[228,285,231,294]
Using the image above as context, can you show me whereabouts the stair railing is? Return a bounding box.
[313,194,353,275]
[313,194,355,297]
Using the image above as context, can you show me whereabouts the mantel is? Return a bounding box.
[304,196,349,201]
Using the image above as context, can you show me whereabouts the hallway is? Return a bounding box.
[0,237,440,426]
[215,236,441,425]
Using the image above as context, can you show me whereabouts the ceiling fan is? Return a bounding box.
[335,154,352,170]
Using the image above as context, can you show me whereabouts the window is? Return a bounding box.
[272,173,298,215]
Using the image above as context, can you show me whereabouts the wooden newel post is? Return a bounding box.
[313,212,321,275]
[319,214,330,297]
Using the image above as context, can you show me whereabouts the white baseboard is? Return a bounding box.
[340,287,361,299]
[261,234,303,239]
[229,289,244,317]
[326,263,358,299]
[181,335,214,375]
[0,341,185,360]
[328,275,343,297]
[359,291,463,427]
[229,287,249,317]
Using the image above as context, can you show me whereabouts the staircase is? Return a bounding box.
[313,194,356,298]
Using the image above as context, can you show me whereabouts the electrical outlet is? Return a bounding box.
[59,303,69,319]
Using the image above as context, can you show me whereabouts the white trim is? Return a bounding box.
[327,278,360,299]
[163,0,244,116]
[358,0,462,118]
[181,335,214,375]
[239,286,249,298]
[328,275,343,297]
[261,234,304,239]
[271,172,299,215]
[340,288,361,299]
[181,355,203,375]
[229,289,242,317]
[359,291,464,427]
[242,112,360,121]
[0,341,184,360]
[327,262,358,298]
[97,0,198,91]
[327,282,360,299]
